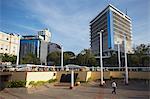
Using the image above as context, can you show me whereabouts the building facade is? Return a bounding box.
[48,42,61,53]
[20,35,48,65]
[90,4,132,57]
[0,31,20,56]
[38,28,51,42]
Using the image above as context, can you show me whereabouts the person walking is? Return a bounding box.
[112,81,117,94]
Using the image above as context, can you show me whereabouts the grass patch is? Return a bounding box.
[29,79,57,87]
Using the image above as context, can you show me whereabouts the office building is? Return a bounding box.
[20,35,48,65]
[0,31,20,56]
[48,42,61,53]
[38,28,51,42]
[90,4,132,57]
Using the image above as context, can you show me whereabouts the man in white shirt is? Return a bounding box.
[112,81,117,94]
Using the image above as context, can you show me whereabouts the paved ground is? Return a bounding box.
[0,80,149,99]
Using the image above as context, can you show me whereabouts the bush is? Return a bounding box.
[29,81,45,87]
[29,79,57,87]
[87,77,92,82]
[7,80,26,88]
[48,79,57,83]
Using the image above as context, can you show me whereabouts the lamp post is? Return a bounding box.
[98,30,104,86]
[117,41,121,71]
[124,34,128,85]
[16,35,21,66]
[61,44,64,71]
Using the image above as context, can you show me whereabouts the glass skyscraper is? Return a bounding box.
[20,35,48,64]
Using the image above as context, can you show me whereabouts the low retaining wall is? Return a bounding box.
[1,71,57,87]
[129,72,150,79]
[56,71,90,82]
[110,71,125,79]
[26,72,57,87]
[1,71,149,88]
[90,72,110,80]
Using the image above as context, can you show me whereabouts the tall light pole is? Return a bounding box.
[16,35,21,66]
[61,44,64,71]
[117,41,121,71]
[124,34,128,85]
[98,30,104,86]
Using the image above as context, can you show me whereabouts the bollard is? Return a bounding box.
[70,70,74,89]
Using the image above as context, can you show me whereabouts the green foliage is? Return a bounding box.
[0,53,17,64]
[29,79,57,87]
[63,51,75,65]
[64,51,75,57]
[29,81,46,87]
[7,80,26,88]
[47,51,61,65]
[87,77,92,82]
[104,44,150,66]
[29,81,35,85]
[47,79,57,83]
[129,44,150,66]
[47,51,75,66]
[133,44,150,55]
[76,49,97,66]
[104,54,118,66]
[20,53,40,64]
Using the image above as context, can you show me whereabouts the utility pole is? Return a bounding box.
[124,34,128,85]
[117,41,121,70]
[16,35,20,66]
[61,44,64,71]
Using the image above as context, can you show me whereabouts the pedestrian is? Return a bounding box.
[112,81,117,94]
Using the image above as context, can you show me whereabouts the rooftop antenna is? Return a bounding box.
[125,8,128,15]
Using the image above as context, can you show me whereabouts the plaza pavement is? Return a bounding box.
[0,80,149,99]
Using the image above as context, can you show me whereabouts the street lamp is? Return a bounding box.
[117,41,121,71]
[60,44,64,71]
[16,35,21,66]
[98,30,104,86]
[124,34,128,85]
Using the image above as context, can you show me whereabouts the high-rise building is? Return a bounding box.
[38,28,51,42]
[90,4,132,57]
[0,31,20,56]
[20,35,48,65]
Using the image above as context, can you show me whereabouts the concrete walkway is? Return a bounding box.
[0,80,149,99]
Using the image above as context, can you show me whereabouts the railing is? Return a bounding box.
[0,64,149,72]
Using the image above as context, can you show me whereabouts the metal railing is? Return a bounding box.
[0,64,149,72]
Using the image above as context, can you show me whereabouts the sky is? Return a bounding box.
[1,0,150,54]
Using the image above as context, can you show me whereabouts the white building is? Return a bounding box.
[0,31,20,56]
[38,28,51,42]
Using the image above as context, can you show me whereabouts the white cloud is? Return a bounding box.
[20,0,92,53]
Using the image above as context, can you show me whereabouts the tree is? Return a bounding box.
[47,51,76,66]
[132,44,150,66]
[64,51,76,65]
[76,49,97,66]
[0,53,17,64]
[133,44,150,55]
[64,51,75,57]
[47,51,61,66]
[104,54,118,66]
[20,53,40,64]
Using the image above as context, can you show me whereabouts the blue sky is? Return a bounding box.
[1,0,149,54]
